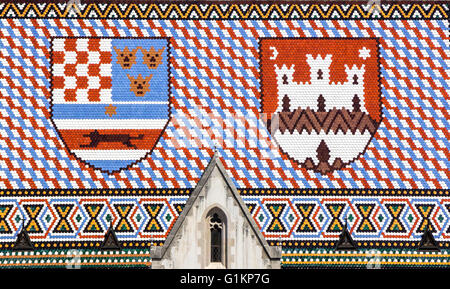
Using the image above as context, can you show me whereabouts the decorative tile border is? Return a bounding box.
[0,248,151,268]
[0,2,447,19]
[282,247,450,268]
[2,247,450,268]
[0,188,448,196]
[0,189,449,248]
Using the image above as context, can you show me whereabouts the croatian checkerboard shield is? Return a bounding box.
[51,37,170,173]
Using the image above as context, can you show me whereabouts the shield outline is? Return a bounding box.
[259,37,383,173]
[49,36,172,174]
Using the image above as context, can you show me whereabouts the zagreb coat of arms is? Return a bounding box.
[51,37,170,173]
[260,38,381,174]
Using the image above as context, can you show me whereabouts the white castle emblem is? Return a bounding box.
[274,54,366,113]
[271,53,379,174]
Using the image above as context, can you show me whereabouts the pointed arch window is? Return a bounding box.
[207,208,227,266]
[209,213,222,262]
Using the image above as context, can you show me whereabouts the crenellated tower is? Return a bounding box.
[274,54,366,114]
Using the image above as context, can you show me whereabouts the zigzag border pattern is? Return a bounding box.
[0,3,447,19]
[0,190,450,249]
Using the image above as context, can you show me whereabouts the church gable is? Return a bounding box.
[151,152,281,269]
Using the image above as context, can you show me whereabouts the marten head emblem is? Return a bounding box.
[141,47,165,69]
[51,38,171,174]
[114,46,140,69]
[127,74,152,97]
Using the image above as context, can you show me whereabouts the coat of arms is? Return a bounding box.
[260,38,381,174]
[51,37,170,173]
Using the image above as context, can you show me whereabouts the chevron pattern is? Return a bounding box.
[244,195,450,243]
[0,3,447,19]
[0,19,447,189]
[0,190,450,248]
[0,195,189,244]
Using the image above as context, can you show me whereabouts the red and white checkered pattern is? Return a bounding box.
[52,38,112,104]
